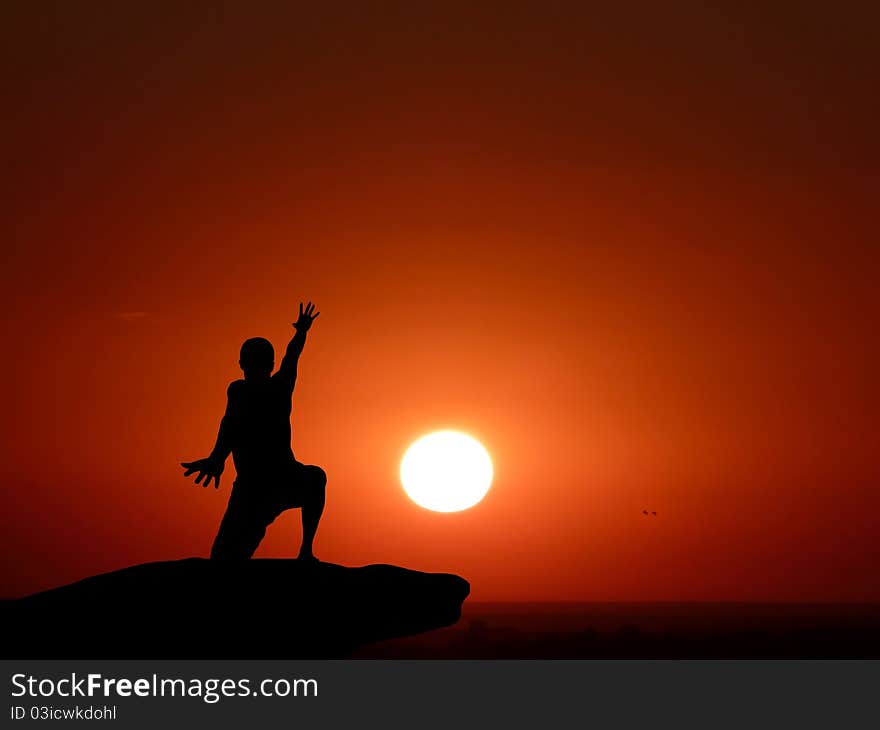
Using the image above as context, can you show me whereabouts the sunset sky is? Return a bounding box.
[2,2,878,601]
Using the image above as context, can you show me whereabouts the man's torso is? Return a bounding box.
[227,377,295,479]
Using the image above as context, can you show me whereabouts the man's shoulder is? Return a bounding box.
[226,379,246,397]
[270,370,296,391]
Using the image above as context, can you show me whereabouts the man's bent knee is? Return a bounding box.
[307,465,327,488]
[304,466,326,503]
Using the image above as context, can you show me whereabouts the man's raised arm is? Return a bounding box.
[275,301,320,391]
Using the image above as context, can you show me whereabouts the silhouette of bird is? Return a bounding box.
[642,510,649,515]
[651,511,657,516]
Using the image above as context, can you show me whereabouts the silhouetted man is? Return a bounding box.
[181,302,325,561]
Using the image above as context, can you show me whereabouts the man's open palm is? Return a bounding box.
[181,458,224,488]
[294,301,320,331]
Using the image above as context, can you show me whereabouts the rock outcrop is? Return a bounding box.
[2,559,470,658]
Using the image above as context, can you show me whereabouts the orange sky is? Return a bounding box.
[2,2,878,601]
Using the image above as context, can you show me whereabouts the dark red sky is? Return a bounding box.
[2,2,878,601]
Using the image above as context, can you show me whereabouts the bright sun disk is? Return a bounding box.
[400,430,493,512]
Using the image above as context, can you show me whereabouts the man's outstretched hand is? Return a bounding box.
[181,457,224,489]
[293,301,320,332]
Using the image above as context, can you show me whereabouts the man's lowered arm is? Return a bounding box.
[208,384,239,464]
[180,383,239,489]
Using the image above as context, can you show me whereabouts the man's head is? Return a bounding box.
[239,337,274,380]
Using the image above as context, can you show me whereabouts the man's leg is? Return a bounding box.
[297,465,326,560]
[210,482,273,560]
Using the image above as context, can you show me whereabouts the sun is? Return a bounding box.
[400,430,493,512]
